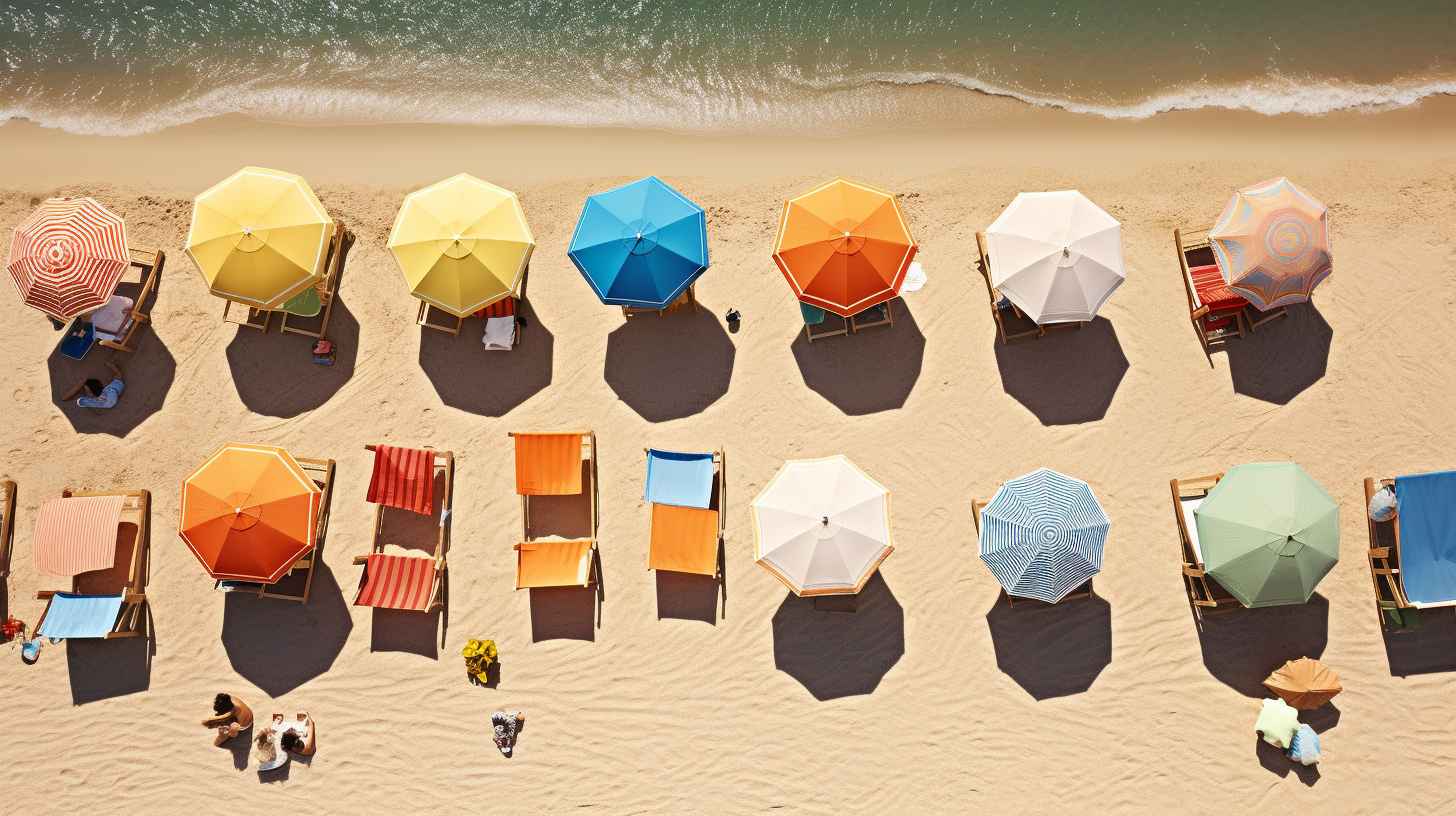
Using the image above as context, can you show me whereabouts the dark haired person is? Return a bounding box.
[202,692,254,746]
[63,360,125,409]
[274,712,317,757]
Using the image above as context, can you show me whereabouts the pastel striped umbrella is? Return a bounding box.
[979,468,1109,603]
[773,178,916,317]
[1209,177,1331,311]
[7,197,129,320]
[568,176,708,309]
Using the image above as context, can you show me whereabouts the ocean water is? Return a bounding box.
[2,0,1454,135]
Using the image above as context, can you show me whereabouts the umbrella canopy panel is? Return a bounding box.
[978,468,1109,603]
[180,442,322,584]
[985,190,1124,324]
[388,173,534,317]
[752,455,893,596]
[8,197,130,320]
[568,176,708,309]
[1195,462,1339,608]
[1210,177,1331,311]
[186,166,334,310]
[773,178,916,318]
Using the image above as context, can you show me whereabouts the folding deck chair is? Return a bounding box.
[974,232,1080,344]
[224,222,349,336]
[418,267,530,344]
[1170,473,1240,622]
[509,431,600,591]
[1173,226,1287,358]
[0,480,15,580]
[622,283,699,319]
[33,489,150,640]
[971,497,1094,607]
[94,248,165,353]
[1361,473,1456,633]
[1363,476,1418,632]
[644,448,725,579]
[217,456,336,603]
[352,445,453,613]
[800,303,849,342]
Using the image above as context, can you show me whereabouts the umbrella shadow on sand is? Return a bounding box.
[221,565,353,697]
[1225,302,1331,404]
[985,594,1112,699]
[418,299,554,416]
[1382,612,1456,676]
[771,573,904,700]
[225,299,359,418]
[1197,594,1329,697]
[993,317,1127,425]
[791,301,925,416]
[604,306,735,422]
[47,331,177,438]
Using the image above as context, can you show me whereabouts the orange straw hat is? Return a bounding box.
[772,178,916,317]
[180,442,321,583]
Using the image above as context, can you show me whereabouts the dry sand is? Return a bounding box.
[2,100,1456,813]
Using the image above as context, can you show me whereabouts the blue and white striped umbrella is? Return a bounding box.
[978,468,1109,603]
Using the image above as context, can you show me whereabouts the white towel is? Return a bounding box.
[482,316,514,351]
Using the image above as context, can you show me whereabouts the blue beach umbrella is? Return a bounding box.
[978,468,1109,603]
[567,176,709,309]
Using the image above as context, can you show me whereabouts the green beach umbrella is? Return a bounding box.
[1195,462,1339,608]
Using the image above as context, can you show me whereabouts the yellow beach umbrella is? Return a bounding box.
[186,166,334,310]
[388,173,534,316]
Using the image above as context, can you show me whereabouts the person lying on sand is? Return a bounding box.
[202,692,254,746]
[63,360,125,409]
[274,712,317,757]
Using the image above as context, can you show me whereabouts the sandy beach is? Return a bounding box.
[3,99,1456,813]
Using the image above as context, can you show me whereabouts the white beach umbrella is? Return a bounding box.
[752,456,893,596]
[985,190,1125,324]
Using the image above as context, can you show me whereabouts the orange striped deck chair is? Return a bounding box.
[32,488,151,640]
[353,445,453,612]
[509,431,599,590]
[0,480,15,579]
[644,448,725,578]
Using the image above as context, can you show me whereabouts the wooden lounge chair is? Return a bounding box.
[218,456,336,603]
[622,283,699,319]
[0,480,15,580]
[974,232,1083,344]
[352,445,453,613]
[34,488,150,639]
[418,265,530,339]
[1170,473,1239,622]
[1363,476,1421,633]
[510,431,600,591]
[972,498,1094,607]
[800,303,849,342]
[849,299,895,334]
[1173,226,1287,358]
[224,222,349,335]
[95,248,164,353]
[645,448,725,579]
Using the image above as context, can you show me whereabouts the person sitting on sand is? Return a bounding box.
[202,692,254,746]
[274,712,316,757]
[63,360,125,409]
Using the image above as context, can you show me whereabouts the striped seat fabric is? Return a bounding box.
[513,434,583,495]
[474,297,516,319]
[978,468,1109,604]
[354,553,437,611]
[33,495,125,577]
[1189,263,1246,313]
[367,445,436,515]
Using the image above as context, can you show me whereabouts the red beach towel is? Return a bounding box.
[367,445,436,515]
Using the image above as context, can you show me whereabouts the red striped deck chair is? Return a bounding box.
[0,480,15,579]
[33,488,151,640]
[1174,226,1287,360]
[352,445,453,612]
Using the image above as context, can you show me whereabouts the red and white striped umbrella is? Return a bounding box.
[7,197,130,320]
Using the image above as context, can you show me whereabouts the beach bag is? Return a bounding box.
[1286,724,1321,765]
[1368,486,1397,523]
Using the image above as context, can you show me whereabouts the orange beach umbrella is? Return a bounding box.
[180,442,321,584]
[1263,657,1343,709]
[772,178,916,317]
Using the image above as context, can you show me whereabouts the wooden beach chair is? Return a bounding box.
[975,232,1079,344]
[418,267,529,348]
[1363,476,1421,633]
[94,248,164,353]
[223,222,349,335]
[644,448,725,579]
[1173,226,1287,357]
[972,498,1094,607]
[800,303,849,342]
[217,456,336,604]
[849,299,895,334]
[352,445,453,613]
[1170,473,1239,622]
[33,488,150,640]
[622,283,699,319]
[510,431,600,591]
[0,480,15,579]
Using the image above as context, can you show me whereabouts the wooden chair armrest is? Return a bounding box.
[1190,305,1210,320]
[352,555,369,565]
[1369,547,1392,558]
[1181,565,1206,577]
[124,593,146,603]
[36,590,57,599]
